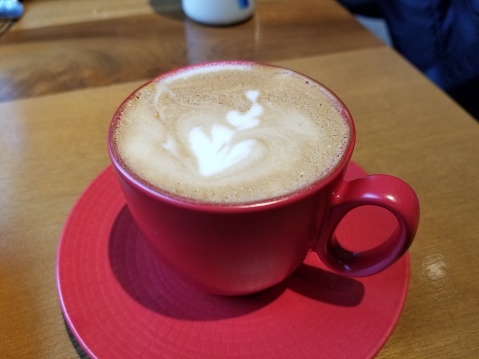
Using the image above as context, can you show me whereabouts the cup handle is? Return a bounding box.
[315,174,420,276]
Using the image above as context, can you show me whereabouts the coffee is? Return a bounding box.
[110,62,352,204]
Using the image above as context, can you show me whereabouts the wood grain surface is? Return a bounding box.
[1,0,381,102]
[1,1,478,358]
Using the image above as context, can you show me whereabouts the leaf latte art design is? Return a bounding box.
[188,90,263,177]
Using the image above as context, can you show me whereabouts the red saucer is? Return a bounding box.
[57,163,409,359]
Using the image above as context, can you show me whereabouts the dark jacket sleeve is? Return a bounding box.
[380,0,479,117]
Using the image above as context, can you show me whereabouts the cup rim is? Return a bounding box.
[108,61,356,213]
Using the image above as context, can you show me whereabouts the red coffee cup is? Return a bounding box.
[108,62,419,295]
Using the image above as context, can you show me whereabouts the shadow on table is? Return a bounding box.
[148,0,185,21]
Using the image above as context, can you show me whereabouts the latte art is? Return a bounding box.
[111,63,352,204]
[187,90,263,177]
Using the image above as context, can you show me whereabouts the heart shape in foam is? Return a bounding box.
[189,124,257,177]
[189,90,263,177]
[188,90,264,177]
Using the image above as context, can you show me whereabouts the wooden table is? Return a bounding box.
[1,1,478,358]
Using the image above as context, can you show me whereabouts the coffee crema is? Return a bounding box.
[110,62,352,204]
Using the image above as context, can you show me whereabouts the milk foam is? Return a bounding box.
[188,90,262,177]
[112,63,352,204]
